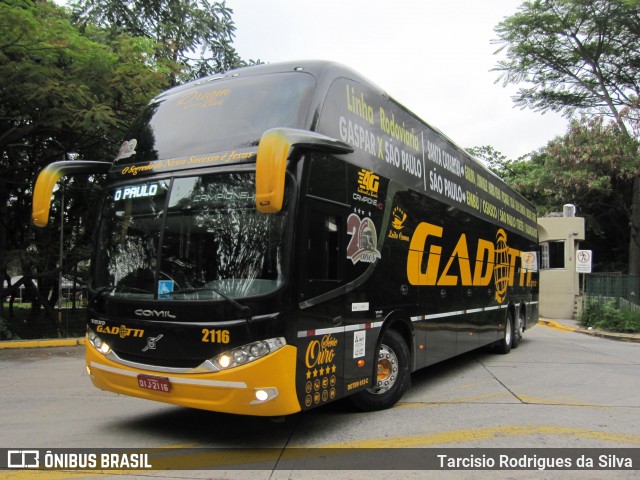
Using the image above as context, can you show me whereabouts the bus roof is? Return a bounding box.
[158,60,529,204]
[112,60,537,241]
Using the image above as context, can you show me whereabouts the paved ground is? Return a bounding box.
[1,318,639,479]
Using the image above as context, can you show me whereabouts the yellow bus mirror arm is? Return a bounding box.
[32,160,112,227]
[255,128,353,213]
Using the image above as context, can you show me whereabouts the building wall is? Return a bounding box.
[538,215,586,319]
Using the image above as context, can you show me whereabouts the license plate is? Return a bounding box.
[137,374,171,393]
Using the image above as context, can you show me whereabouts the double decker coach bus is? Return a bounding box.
[32,61,539,416]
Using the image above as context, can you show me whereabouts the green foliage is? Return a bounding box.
[0,0,168,165]
[484,116,640,269]
[69,0,247,84]
[467,145,533,184]
[0,315,20,341]
[1,1,164,146]
[0,0,168,300]
[479,117,638,209]
[580,298,640,332]
[494,0,640,273]
[467,145,507,167]
[494,0,640,136]
[1,0,252,329]
[532,117,637,203]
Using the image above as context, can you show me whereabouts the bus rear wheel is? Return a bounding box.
[495,314,513,354]
[350,329,410,412]
[512,310,524,349]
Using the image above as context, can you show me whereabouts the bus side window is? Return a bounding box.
[307,212,341,281]
[302,155,348,298]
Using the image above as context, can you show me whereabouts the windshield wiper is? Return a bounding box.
[88,284,116,307]
[164,287,252,318]
[89,284,153,306]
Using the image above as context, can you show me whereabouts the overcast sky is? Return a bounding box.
[229,0,569,159]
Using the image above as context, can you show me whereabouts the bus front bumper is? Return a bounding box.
[86,343,301,417]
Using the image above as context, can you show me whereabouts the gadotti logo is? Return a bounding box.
[406,223,528,303]
[97,324,144,338]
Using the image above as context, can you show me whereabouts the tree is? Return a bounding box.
[494,0,640,273]
[494,0,640,135]
[0,0,167,329]
[69,0,246,85]
[467,145,508,167]
[484,117,638,270]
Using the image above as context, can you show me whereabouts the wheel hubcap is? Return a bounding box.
[505,319,512,344]
[373,344,398,394]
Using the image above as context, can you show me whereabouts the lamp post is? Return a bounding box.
[56,152,78,335]
[57,173,65,336]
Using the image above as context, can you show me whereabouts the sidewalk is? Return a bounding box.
[539,317,640,344]
[0,337,85,349]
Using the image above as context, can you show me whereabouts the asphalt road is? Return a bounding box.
[1,323,639,479]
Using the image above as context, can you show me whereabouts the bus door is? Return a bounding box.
[296,197,348,410]
[296,157,385,409]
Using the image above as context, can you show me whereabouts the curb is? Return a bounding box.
[540,320,640,344]
[577,329,640,344]
[539,319,577,333]
[0,338,85,349]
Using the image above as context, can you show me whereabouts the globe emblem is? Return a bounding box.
[494,229,509,303]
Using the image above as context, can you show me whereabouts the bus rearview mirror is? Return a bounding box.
[255,128,353,213]
[32,160,111,227]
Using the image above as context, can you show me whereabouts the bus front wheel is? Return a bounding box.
[350,329,410,412]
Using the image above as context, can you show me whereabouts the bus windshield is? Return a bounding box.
[117,72,316,163]
[91,172,290,301]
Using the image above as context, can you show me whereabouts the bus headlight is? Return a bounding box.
[87,328,111,355]
[212,337,286,370]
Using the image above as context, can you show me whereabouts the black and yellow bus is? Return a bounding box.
[33,61,539,416]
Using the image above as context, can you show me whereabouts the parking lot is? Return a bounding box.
[1,322,639,479]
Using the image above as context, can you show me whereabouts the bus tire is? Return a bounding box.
[496,314,513,354]
[512,310,524,349]
[350,329,410,412]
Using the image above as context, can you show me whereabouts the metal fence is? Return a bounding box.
[1,273,87,341]
[581,273,640,332]
[584,273,640,305]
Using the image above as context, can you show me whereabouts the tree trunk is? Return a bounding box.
[629,176,640,275]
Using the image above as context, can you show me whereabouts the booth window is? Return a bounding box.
[541,241,565,269]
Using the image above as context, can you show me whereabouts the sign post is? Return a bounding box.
[576,250,592,295]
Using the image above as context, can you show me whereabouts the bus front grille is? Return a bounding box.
[114,350,203,370]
